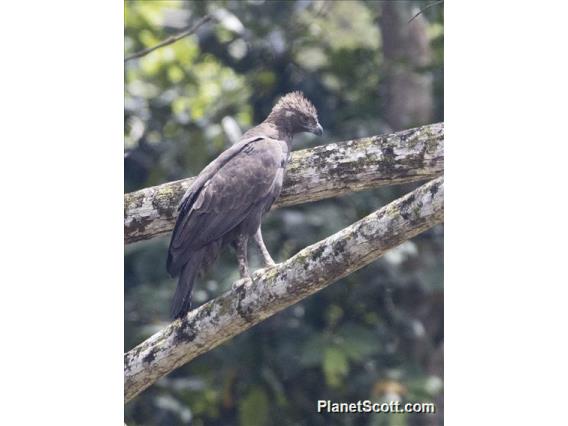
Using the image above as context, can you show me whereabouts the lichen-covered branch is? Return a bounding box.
[125,177,444,402]
[125,122,443,244]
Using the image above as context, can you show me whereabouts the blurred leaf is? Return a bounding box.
[298,334,327,367]
[213,8,245,34]
[325,304,344,327]
[336,323,380,361]
[238,387,269,426]
[323,347,349,388]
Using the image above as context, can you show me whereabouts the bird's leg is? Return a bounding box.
[254,226,276,267]
[236,234,250,279]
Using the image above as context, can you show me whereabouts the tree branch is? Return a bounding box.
[124,122,443,244]
[408,1,444,24]
[124,176,444,402]
[124,15,213,62]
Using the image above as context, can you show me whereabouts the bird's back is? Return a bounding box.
[167,133,288,275]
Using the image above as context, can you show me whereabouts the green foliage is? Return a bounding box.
[238,387,270,426]
[323,347,349,388]
[125,1,444,425]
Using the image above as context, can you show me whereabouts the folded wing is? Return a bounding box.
[167,136,284,276]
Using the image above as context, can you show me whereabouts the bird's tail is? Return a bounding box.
[169,240,224,319]
[170,249,204,319]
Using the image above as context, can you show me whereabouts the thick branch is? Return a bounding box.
[124,122,443,244]
[125,177,444,402]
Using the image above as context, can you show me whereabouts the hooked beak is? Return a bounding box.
[312,122,324,136]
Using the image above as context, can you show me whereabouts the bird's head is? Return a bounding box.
[267,91,323,136]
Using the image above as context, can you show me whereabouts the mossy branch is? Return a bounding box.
[124,123,444,244]
[124,177,444,402]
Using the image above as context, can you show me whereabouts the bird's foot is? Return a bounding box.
[232,277,252,291]
[237,262,250,280]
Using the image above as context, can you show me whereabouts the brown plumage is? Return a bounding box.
[167,91,323,319]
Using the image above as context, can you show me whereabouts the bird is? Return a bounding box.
[167,91,323,319]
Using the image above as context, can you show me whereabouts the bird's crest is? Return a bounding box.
[271,91,318,118]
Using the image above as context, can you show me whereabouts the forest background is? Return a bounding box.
[124,1,444,425]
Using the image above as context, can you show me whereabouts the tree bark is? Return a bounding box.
[379,2,434,131]
[125,176,444,402]
[124,122,443,244]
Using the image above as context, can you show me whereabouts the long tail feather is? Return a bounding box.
[170,250,203,319]
[169,239,224,319]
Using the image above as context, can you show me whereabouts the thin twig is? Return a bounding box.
[408,0,443,24]
[125,15,213,62]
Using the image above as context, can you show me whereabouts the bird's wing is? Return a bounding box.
[167,136,285,275]
[175,134,262,211]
